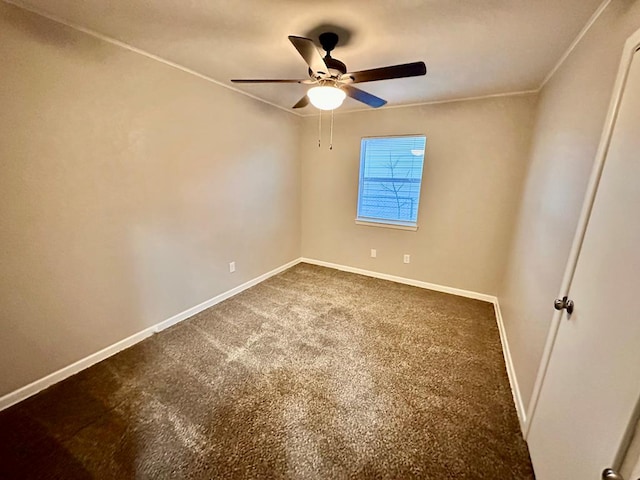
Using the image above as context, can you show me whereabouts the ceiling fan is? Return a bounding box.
[231,32,427,111]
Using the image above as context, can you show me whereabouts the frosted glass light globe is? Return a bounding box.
[307,86,346,110]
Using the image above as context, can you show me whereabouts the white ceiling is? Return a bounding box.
[10,0,603,113]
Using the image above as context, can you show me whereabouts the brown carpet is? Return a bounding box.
[0,263,534,479]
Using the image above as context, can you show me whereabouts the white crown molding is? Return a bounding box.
[1,0,303,117]
[3,0,613,115]
[311,0,613,118]
[538,0,612,90]
[302,89,539,117]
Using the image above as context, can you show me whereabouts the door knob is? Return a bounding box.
[602,467,625,480]
[554,296,574,314]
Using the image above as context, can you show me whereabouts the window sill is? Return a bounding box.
[355,218,418,231]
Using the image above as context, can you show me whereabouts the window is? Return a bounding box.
[356,135,426,230]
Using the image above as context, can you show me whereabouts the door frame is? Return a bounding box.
[524,27,640,440]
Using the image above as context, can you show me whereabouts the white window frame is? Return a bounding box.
[355,134,426,232]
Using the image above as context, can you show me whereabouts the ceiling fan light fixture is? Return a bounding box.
[307,85,346,110]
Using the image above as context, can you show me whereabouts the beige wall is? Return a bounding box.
[0,3,301,397]
[5,0,638,413]
[499,0,640,411]
[300,95,537,296]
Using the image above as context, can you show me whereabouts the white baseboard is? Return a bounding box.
[0,256,527,435]
[0,258,302,412]
[0,326,157,413]
[300,257,496,303]
[300,257,527,432]
[493,300,527,432]
[152,258,301,333]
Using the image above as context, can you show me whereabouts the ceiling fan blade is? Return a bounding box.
[292,95,309,109]
[345,61,427,83]
[342,85,387,108]
[231,79,306,83]
[288,36,328,76]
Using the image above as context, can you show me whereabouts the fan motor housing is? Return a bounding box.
[319,32,339,53]
[324,57,347,76]
[315,32,347,78]
[308,56,347,79]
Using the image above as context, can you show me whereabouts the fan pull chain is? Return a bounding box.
[330,109,334,150]
[318,111,321,148]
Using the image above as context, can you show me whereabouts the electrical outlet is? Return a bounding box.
[229,261,236,273]
[371,249,377,258]
[403,254,411,264]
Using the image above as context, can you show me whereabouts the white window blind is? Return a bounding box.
[356,135,426,228]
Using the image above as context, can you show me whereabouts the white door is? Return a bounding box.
[620,412,640,479]
[527,44,640,479]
